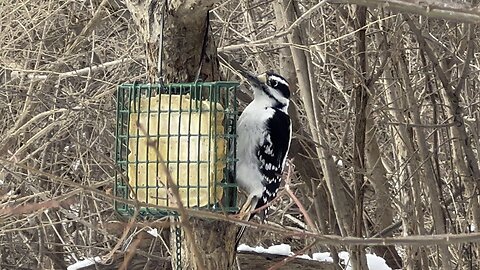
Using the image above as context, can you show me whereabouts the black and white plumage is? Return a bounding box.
[235,70,292,245]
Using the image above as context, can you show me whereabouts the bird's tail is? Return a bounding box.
[234,196,266,249]
[234,215,254,250]
[235,225,247,249]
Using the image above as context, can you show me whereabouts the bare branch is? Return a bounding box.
[329,0,480,23]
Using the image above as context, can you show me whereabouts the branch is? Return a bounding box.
[6,58,136,81]
[65,0,110,54]
[404,15,451,91]
[218,1,327,52]
[328,0,480,23]
[9,157,480,247]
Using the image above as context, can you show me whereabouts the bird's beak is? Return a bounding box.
[257,73,267,84]
[238,69,264,88]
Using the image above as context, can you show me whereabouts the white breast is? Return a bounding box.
[236,100,275,197]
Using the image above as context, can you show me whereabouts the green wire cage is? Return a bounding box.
[114,82,239,218]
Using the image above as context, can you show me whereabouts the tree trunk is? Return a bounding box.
[382,60,428,270]
[272,1,340,265]
[350,6,369,269]
[397,52,452,269]
[406,16,480,267]
[274,0,365,268]
[170,218,237,270]
[124,1,237,269]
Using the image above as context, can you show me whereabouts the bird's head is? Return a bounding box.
[240,70,291,109]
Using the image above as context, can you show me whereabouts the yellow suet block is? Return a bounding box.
[128,94,225,208]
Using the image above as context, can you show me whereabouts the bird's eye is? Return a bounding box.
[270,79,278,87]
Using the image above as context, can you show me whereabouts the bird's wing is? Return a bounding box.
[255,109,291,208]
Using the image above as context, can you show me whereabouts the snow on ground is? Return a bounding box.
[237,243,292,256]
[366,253,392,270]
[67,256,102,270]
[312,252,334,263]
[67,243,392,269]
[238,244,392,270]
[339,251,392,270]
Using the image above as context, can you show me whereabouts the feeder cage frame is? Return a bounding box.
[114,82,239,219]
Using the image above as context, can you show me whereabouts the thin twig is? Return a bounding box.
[8,159,480,247]
[283,160,317,232]
[5,58,136,81]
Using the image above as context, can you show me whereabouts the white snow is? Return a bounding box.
[238,244,392,270]
[237,243,291,256]
[335,251,392,270]
[312,252,334,263]
[67,256,102,270]
[297,254,313,260]
[68,244,393,270]
[366,253,392,270]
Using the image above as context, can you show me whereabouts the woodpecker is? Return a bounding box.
[235,70,292,245]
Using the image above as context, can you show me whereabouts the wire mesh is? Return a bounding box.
[114,82,239,218]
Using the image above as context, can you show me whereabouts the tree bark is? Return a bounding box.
[350,6,369,269]
[397,52,452,269]
[272,1,340,265]
[406,16,480,267]
[275,0,365,268]
[382,60,429,270]
[125,1,237,269]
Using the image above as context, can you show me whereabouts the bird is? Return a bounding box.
[235,70,292,246]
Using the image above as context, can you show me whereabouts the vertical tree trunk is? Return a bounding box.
[364,115,402,269]
[397,53,452,269]
[406,16,480,267]
[272,2,340,264]
[274,0,365,268]
[382,61,428,270]
[437,42,480,269]
[350,6,369,269]
[125,1,237,269]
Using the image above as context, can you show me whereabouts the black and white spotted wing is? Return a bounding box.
[254,108,291,214]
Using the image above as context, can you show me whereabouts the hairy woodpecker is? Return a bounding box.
[235,70,292,245]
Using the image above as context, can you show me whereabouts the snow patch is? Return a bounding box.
[67,257,102,270]
[238,244,392,270]
[297,254,313,260]
[366,253,392,270]
[337,251,392,270]
[312,252,334,263]
[237,243,291,256]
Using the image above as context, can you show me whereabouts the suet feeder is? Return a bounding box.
[114,82,239,218]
